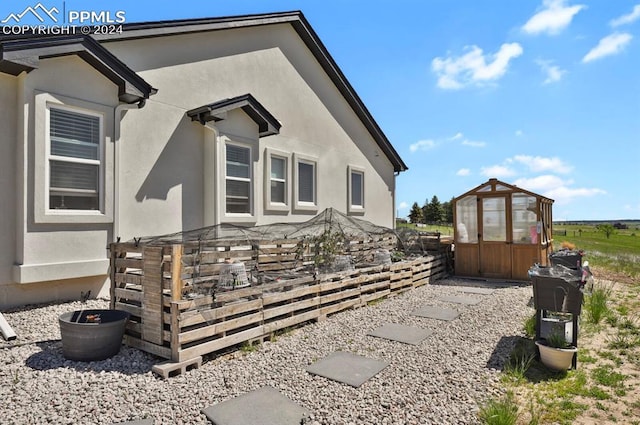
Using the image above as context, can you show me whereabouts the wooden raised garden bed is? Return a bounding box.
[109,234,446,362]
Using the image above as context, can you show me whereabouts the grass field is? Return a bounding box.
[553,223,640,279]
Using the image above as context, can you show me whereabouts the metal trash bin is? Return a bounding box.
[549,249,583,269]
[529,264,585,369]
[530,268,583,315]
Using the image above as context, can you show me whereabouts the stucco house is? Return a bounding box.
[0,11,407,309]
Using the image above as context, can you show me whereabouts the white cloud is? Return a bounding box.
[450,132,464,140]
[543,186,607,204]
[610,4,640,27]
[513,175,605,204]
[462,139,487,148]
[409,139,436,152]
[513,175,568,192]
[432,43,523,89]
[522,0,586,36]
[582,32,633,63]
[480,165,516,178]
[515,130,524,136]
[511,155,573,173]
[536,59,567,84]
[398,201,409,210]
[456,168,471,176]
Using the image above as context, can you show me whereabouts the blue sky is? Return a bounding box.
[3,0,639,220]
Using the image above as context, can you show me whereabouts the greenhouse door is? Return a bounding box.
[479,196,512,278]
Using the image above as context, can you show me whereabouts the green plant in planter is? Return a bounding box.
[546,331,573,349]
[536,331,577,371]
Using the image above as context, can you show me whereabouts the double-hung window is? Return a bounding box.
[264,148,289,212]
[348,165,365,214]
[48,107,102,211]
[225,143,252,214]
[270,156,286,204]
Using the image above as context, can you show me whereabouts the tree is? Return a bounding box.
[408,202,424,224]
[596,223,616,239]
[423,195,443,223]
[441,197,454,224]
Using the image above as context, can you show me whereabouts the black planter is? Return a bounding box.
[59,309,130,361]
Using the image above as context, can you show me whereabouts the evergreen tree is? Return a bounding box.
[408,202,424,224]
[442,196,455,224]
[424,195,444,223]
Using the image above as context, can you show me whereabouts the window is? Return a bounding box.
[271,157,286,203]
[298,162,314,202]
[455,195,478,243]
[293,153,318,211]
[264,148,289,212]
[48,107,101,210]
[225,143,252,214]
[348,165,365,214]
[34,91,113,224]
[512,194,538,244]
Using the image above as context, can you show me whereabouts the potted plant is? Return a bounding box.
[535,331,577,371]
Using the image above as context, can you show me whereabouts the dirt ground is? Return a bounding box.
[514,267,640,425]
[573,269,640,425]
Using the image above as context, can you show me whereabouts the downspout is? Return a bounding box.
[393,171,400,229]
[113,99,146,242]
[0,312,17,341]
[203,123,220,226]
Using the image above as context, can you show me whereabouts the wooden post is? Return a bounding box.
[171,244,183,302]
[170,302,180,361]
[109,243,117,309]
[142,246,164,345]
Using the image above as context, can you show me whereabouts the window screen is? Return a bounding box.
[270,156,286,204]
[226,144,251,214]
[49,108,100,210]
[350,171,363,207]
[298,161,314,203]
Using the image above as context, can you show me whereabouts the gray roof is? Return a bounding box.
[187,93,281,138]
[0,35,156,103]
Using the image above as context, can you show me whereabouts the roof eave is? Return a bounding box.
[187,93,281,137]
[0,35,156,103]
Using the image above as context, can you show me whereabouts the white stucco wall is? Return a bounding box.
[107,23,396,240]
[0,21,399,308]
[0,57,121,307]
[0,74,17,287]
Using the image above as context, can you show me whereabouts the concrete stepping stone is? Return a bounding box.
[459,287,495,295]
[201,386,309,425]
[306,351,389,388]
[439,295,482,305]
[411,305,460,321]
[367,323,433,345]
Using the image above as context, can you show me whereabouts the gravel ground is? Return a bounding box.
[0,278,533,425]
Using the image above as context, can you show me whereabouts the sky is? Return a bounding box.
[2,0,639,220]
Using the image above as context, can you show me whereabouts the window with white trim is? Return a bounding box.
[264,148,289,212]
[293,153,318,211]
[225,143,252,214]
[270,156,286,203]
[348,165,365,213]
[48,106,102,211]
